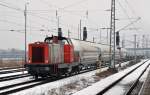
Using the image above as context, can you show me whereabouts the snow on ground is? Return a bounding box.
[10,61,131,95]
[73,59,149,95]
[104,60,150,95]
[0,71,27,78]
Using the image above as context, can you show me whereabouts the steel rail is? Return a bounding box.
[0,67,22,71]
[0,68,25,74]
[0,80,37,91]
[0,73,29,82]
[96,60,149,95]
[125,62,150,95]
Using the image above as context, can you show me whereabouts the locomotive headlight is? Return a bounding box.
[45,60,49,63]
[28,58,31,63]
[28,60,31,63]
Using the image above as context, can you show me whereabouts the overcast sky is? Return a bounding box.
[0,0,150,50]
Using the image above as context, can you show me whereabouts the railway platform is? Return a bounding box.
[139,68,150,95]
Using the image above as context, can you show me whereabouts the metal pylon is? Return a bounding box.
[109,0,116,69]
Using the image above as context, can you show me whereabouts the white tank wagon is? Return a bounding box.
[71,39,128,65]
[70,39,101,67]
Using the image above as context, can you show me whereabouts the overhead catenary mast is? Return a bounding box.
[109,0,116,69]
[79,20,82,40]
[134,34,137,61]
[24,3,27,64]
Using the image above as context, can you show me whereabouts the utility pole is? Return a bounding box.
[68,29,71,38]
[122,39,125,48]
[146,35,149,58]
[93,37,95,42]
[57,17,60,29]
[134,34,137,62]
[142,35,145,58]
[122,35,125,48]
[99,29,101,43]
[79,20,82,40]
[78,24,80,39]
[100,28,111,44]
[24,3,27,64]
[109,0,116,69]
[107,28,109,44]
[142,35,145,48]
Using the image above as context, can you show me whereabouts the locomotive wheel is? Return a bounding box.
[65,73,70,77]
[41,75,47,78]
[56,72,62,78]
[76,66,80,74]
[34,75,38,80]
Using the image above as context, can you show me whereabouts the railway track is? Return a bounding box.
[96,60,150,95]
[0,73,30,82]
[124,61,150,95]
[0,79,43,94]
[0,68,25,74]
[0,73,76,94]
[0,67,22,71]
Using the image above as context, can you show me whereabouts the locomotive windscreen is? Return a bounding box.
[32,47,45,63]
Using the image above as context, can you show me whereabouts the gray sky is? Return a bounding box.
[0,0,150,49]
